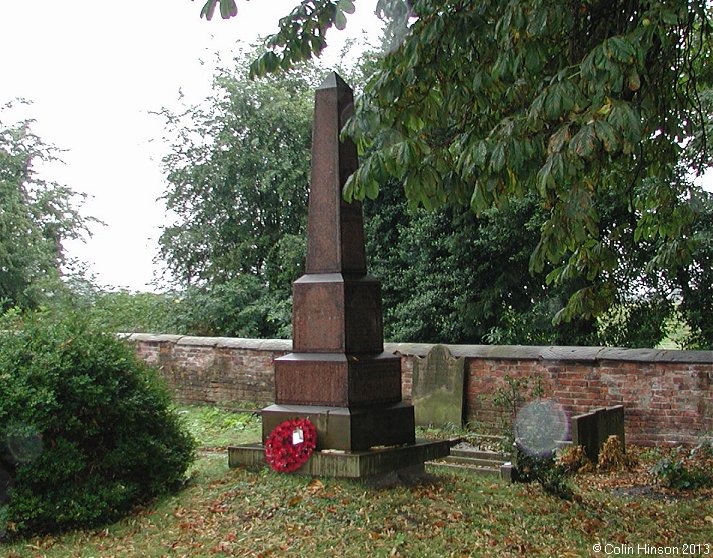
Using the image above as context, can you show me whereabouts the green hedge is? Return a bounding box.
[0,310,195,538]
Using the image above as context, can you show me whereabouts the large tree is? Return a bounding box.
[155,56,324,337]
[0,103,91,311]
[200,0,713,342]
[366,181,605,346]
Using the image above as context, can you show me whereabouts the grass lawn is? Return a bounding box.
[2,406,711,558]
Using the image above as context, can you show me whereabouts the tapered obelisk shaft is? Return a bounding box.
[291,73,384,356]
[305,73,366,275]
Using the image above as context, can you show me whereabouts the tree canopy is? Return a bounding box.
[0,103,92,311]
[154,56,324,337]
[201,0,713,330]
[155,47,711,347]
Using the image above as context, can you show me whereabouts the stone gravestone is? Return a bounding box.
[229,72,451,478]
[412,345,465,427]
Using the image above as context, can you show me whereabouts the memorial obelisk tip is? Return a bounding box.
[317,71,351,91]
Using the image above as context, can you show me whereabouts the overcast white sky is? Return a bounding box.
[0,0,381,291]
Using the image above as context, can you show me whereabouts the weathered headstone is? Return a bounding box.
[572,405,625,462]
[229,72,451,477]
[412,345,465,427]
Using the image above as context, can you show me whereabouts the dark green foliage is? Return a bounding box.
[343,0,713,327]
[155,52,318,338]
[513,445,575,501]
[57,277,177,334]
[365,184,602,345]
[677,193,713,348]
[0,310,195,538]
[169,276,292,339]
[236,0,713,336]
[650,459,712,490]
[157,57,314,290]
[650,441,713,490]
[155,28,712,347]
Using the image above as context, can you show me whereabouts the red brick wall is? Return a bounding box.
[129,334,289,407]
[128,335,712,446]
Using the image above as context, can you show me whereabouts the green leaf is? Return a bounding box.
[404,171,419,199]
[525,44,541,72]
[300,38,313,60]
[593,121,617,152]
[568,125,597,158]
[280,55,293,71]
[608,36,636,63]
[219,0,238,19]
[548,125,570,154]
[473,141,488,168]
[310,35,327,55]
[200,0,218,20]
[338,0,355,15]
[490,143,506,172]
[364,179,379,200]
[343,173,357,202]
[334,9,348,30]
[263,52,279,73]
[527,8,548,36]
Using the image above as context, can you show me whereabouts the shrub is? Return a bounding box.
[492,374,544,453]
[651,459,712,490]
[556,445,594,474]
[0,309,195,538]
[650,441,713,491]
[512,444,575,501]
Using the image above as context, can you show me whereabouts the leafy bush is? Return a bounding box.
[0,310,195,538]
[58,277,178,334]
[556,445,594,475]
[168,276,292,339]
[651,459,712,490]
[512,444,575,501]
[492,374,545,453]
[650,441,713,491]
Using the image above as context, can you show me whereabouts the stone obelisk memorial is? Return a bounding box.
[229,73,450,479]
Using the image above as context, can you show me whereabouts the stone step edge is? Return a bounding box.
[426,460,501,476]
[443,456,507,468]
[449,448,510,461]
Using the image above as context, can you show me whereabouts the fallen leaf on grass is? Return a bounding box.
[288,496,303,507]
[705,516,713,525]
[208,501,230,513]
[306,479,324,495]
[211,541,233,553]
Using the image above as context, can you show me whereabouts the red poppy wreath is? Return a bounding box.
[264,418,317,473]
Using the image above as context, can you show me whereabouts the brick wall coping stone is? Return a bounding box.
[122,334,711,364]
[387,342,712,364]
[122,333,292,352]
